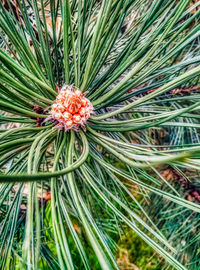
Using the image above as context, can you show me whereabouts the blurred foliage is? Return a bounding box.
[117,230,166,270]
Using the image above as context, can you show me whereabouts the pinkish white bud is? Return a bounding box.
[50,85,93,131]
[73,114,81,123]
[63,112,72,120]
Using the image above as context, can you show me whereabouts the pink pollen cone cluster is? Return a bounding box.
[50,85,93,131]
